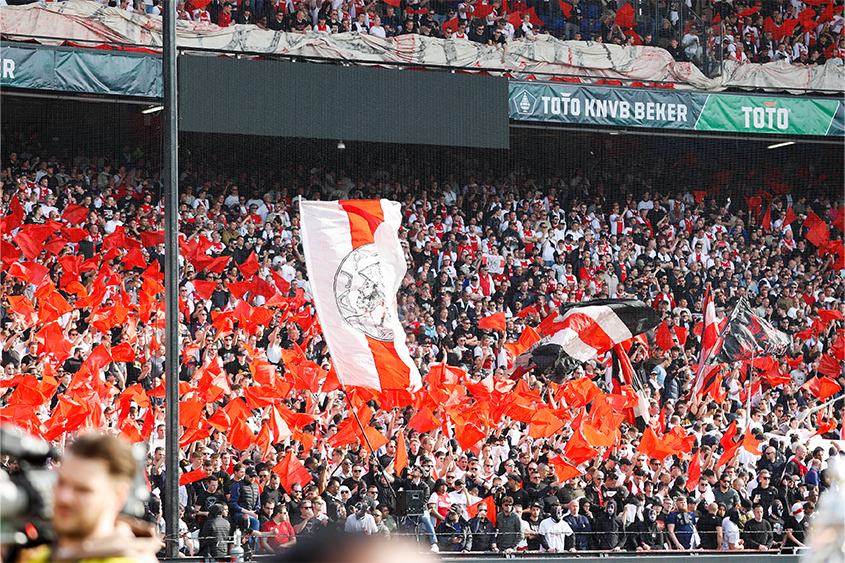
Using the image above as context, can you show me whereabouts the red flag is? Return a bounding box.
[524,7,544,25]
[238,251,260,278]
[110,342,136,363]
[455,421,487,451]
[191,279,218,300]
[516,305,538,317]
[614,3,635,27]
[62,203,90,225]
[475,2,495,18]
[738,3,761,16]
[762,203,772,232]
[272,449,313,493]
[139,230,165,247]
[180,466,208,486]
[742,429,762,455]
[478,312,506,331]
[832,210,844,233]
[783,205,797,227]
[685,450,701,492]
[229,417,256,450]
[656,321,675,350]
[442,16,459,34]
[804,209,823,230]
[122,247,148,270]
[549,455,582,482]
[468,496,497,526]
[407,407,442,433]
[14,231,42,261]
[559,0,572,16]
[562,427,599,464]
[394,431,408,474]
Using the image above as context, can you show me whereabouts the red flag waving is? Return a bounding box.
[614,3,635,27]
[559,0,572,17]
[180,466,208,486]
[478,312,506,331]
[272,449,313,493]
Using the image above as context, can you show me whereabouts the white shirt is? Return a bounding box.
[344,512,378,534]
[721,517,740,549]
[539,517,573,551]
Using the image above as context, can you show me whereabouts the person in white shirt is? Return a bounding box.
[520,12,536,40]
[344,503,378,534]
[369,15,386,37]
[539,505,574,552]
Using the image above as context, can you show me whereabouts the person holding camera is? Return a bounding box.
[27,433,160,563]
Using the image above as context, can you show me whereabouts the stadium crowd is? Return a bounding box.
[0,134,843,558]
[100,0,845,71]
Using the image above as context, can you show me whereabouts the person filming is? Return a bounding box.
[26,433,161,563]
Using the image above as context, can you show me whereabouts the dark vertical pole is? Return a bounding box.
[162,0,180,559]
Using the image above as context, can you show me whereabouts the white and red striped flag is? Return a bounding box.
[300,199,421,392]
[692,287,721,398]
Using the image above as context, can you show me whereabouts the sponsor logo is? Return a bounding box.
[741,103,789,130]
[512,89,538,115]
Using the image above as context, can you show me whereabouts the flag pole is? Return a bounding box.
[338,382,397,505]
[745,348,755,430]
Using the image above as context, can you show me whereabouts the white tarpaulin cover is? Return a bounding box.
[1,0,842,92]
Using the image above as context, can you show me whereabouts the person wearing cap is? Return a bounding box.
[229,465,261,538]
[504,472,529,508]
[435,504,472,552]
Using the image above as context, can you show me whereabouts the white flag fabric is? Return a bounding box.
[300,199,421,392]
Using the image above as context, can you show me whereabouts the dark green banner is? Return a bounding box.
[510,82,706,130]
[1,44,161,98]
[510,82,844,137]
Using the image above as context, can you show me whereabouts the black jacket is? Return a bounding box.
[199,505,231,558]
[743,518,773,550]
[437,517,472,552]
[469,515,496,551]
[593,513,626,550]
[631,519,663,550]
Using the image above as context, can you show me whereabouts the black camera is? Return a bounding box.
[0,426,60,549]
[0,425,150,552]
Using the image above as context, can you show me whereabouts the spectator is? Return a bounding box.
[259,504,296,552]
[539,505,574,552]
[436,505,472,552]
[667,496,696,550]
[468,503,497,551]
[742,504,774,550]
[494,496,523,553]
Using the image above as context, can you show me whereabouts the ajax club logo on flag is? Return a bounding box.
[333,243,395,341]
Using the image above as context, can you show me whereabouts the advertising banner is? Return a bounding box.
[1,44,161,98]
[696,95,843,136]
[510,82,844,137]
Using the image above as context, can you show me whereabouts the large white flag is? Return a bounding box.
[300,199,421,392]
